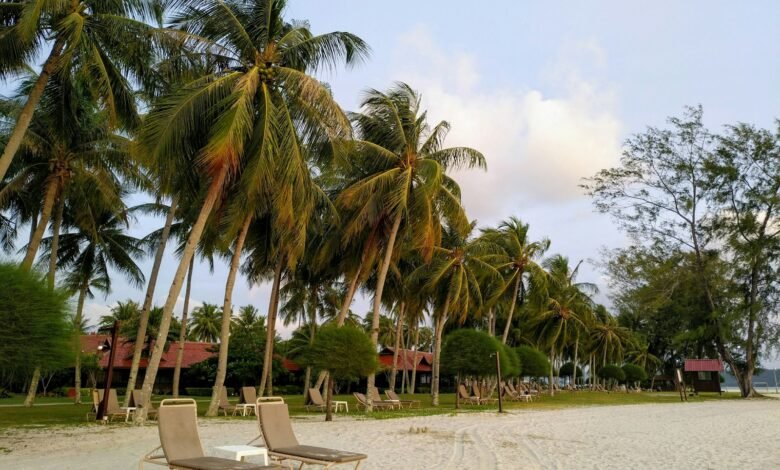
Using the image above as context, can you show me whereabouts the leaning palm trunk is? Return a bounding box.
[572,334,579,389]
[172,260,194,398]
[72,285,87,404]
[207,215,251,416]
[259,259,283,396]
[124,197,178,406]
[23,368,41,407]
[388,303,405,391]
[549,347,555,396]
[0,40,64,182]
[336,259,362,326]
[137,167,228,423]
[366,213,403,410]
[21,177,59,270]
[501,274,522,344]
[431,294,451,406]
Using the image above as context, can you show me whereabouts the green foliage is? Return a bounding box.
[185,387,217,397]
[559,362,583,378]
[304,325,378,382]
[0,263,74,374]
[622,364,648,383]
[498,342,521,378]
[514,346,550,377]
[441,329,502,378]
[598,364,626,382]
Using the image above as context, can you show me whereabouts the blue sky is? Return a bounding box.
[14,2,780,360]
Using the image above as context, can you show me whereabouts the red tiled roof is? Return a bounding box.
[378,348,433,372]
[280,356,301,372]
[81,334,216,370]
[684,359,724,372]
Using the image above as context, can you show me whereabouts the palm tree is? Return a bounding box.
[46,208,144,405]
[0,0,167,182]
[235,305,265,332]
[136,0,367,418]
[338,83,486,401]
[188,303,223,343]
[590,305,634,386]
[411,223,502,405]
[480,217,549,344]
[100,300,142,331]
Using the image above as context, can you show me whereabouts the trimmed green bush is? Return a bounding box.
[514,346,550,378]
[0,263,74,374]
[598,364,626,382]
[621,364,647,383]
[441,329,500,378]
[498,342,521,378]
[559,362,583,378]
[304,325,378,382]
[185,387,215,397]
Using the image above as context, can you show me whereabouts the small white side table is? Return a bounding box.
[214,445,269,465]
[332,400,349,413]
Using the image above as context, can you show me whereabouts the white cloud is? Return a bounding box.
[391,26,623,225]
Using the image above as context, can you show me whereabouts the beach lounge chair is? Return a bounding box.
[457,385,486,405]
[142,398,280,469]
[218,386,240,416]
[471,383,497,404]
[368,387,401,409]
[305,388,328,412]
[238,387,258,416]
[384,390,420,408]
[352,392,395,411]
[503,384,531,402]
[131,389,158,421]
[255,401,367,469]
[96,388,132,422]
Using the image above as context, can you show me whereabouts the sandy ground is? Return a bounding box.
[1,400,778,469]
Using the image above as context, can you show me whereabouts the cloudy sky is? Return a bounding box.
[25,2,780,350]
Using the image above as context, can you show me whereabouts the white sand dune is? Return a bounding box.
[1,400,777,469]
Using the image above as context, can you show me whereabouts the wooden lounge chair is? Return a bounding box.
[218,386,240,416]
[305,388,328,412]
[142,398,280,469]
[384,390,420,408]
[471,383,497,404]
[96,388,131,422]
[457,385,486,405]
[368,387,401,409]
[352,392,395,411]
[131,389,158,421]
[502,384,531,402]
[255,401,367,469]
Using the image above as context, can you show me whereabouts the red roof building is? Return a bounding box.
[684,359,724,372]
[378,348,433,372]
[80,334,216,370]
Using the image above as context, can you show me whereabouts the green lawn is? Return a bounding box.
[0,390,741,429]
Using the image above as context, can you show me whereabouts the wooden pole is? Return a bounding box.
[97,321,120,421]
[495,351,504,413]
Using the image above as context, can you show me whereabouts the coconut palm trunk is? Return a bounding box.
[137,168,228,422]
[21,178,59,270]
[124,197,178,406]
[549,347,556,396]
[172,260,194,398]
[572,333,579,389]
[72,285,88,404]
[431,294,451,406]
[365,213,402,410]
[389,302,405,391]
[47,195,64,290]
[501,274,522,344]
[207,215,251,416]
[259,258,284,396]
[336,260,362,326]
[410,323,420,394]
[0,40,64,182]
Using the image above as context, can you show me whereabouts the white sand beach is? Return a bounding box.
[1,400,777,469]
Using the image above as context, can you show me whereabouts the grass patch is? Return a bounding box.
[0,390,741,429]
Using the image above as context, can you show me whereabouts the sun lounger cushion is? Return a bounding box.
[169,456,280,470]
[272,445,367,463]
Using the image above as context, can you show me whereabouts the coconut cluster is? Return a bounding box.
[259,62,276,83]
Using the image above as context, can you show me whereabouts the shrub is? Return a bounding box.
[621,364,648,383]
[559,362,583,378]
[441,329,500,378]
[185,387,214,397]
[0,263,74,374]
[498,342,521,378]
[598,364,626,382]
[514,346,551,378]
[304,325,378,382]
